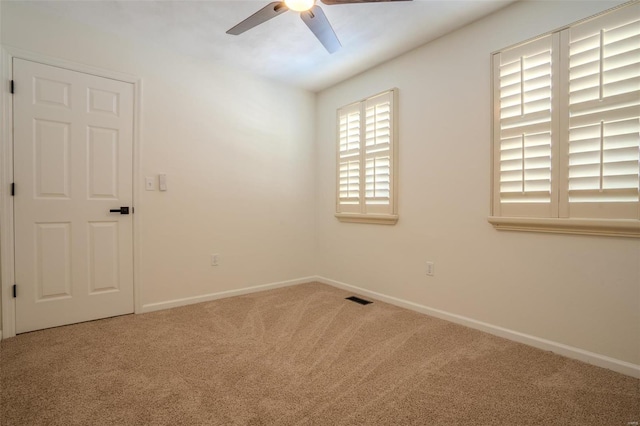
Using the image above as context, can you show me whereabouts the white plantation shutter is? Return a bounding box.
[338,103,361,213]
[492,2,640,232]
[364,92,393,213]
[336,89,398,222]
[562,5,640,219]
[493,35,559,218]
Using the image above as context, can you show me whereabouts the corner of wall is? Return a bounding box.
[312,90,321,277]
[0,0,4,336]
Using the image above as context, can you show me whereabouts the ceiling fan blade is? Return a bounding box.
[300,6,341,53]
[226,1,288,35]
[321,0,411,4]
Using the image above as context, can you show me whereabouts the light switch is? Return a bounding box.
[159,174,167,191]
[145,177,155,191]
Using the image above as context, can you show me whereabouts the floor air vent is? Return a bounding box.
[345,296,372,305]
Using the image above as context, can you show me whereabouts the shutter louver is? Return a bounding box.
[565,7,640,219]
[495,35,556,217]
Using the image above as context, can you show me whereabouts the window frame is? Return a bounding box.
[489,2,640,238]
[335,88,399,225]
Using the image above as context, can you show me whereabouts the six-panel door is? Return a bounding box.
[13,58,134,333]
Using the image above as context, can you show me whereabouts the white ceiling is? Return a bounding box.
[25,0,517,92]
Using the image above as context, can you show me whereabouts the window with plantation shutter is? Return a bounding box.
[490,2,640,237]
[336,89,398,224]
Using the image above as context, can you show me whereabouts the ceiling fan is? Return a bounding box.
[226,0,412,54]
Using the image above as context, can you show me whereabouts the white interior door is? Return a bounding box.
[13,58,134,333]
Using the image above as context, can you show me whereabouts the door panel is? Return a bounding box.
[14,58,134,333]
[88,221,120,294]
[36,223,72,300]
[88,126,119,199]
[35,119,70,198]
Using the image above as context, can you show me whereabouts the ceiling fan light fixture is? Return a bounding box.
[284,0,315,12]
[227,0,413,53]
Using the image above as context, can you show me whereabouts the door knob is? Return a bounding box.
[109,207,130,215]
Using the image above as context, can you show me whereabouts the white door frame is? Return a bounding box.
[0,46,143,338]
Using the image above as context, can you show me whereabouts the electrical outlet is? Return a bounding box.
[426,261,434,276]
[211,254,219,266]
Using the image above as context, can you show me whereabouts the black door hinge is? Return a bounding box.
[12,284,16,298]
[11,183,15,196]
[10,80,14,94]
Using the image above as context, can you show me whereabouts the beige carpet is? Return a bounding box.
[1,282,638,425]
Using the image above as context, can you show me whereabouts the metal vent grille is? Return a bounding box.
[345,296,372,305]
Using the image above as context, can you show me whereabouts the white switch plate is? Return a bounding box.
[426,262,435,276]
[211,254,219,266]
[159,174,167,191]
[145,177,155,191]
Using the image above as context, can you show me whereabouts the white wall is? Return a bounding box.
[315,0,640,365]
[1,2,316,313]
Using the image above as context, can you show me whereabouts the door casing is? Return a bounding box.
[0,46,143,338]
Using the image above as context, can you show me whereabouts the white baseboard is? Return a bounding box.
[140,276,317,314]
[316,276,640,379]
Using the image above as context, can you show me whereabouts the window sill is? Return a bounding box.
[488,216,640,238]
[335,213,399,225]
